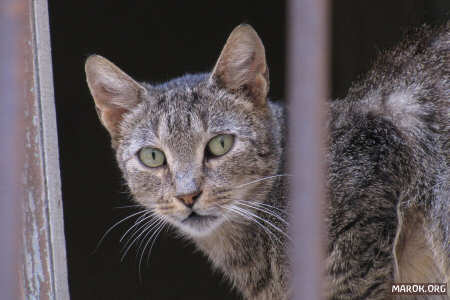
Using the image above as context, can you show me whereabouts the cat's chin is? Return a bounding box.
[175,212,224,237]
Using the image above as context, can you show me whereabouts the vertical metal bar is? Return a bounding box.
[288,0,329,299]
[0,1,23,299]
[21,0,70,299]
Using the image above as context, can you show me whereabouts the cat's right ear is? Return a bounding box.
[209,24,269,106]
[85,55,147,140]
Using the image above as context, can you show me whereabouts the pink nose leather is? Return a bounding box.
[176,191,202,207]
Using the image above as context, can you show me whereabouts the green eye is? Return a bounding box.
[138,147,166,168]
[207,134,234,157]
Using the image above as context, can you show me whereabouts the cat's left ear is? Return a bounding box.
[210,24,269,106]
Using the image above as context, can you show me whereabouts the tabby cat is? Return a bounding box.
[85,24,449,299]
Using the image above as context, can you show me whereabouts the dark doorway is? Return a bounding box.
[48,1,448,299]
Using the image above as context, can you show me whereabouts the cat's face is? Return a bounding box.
[117,82,278,236]
[86,25,279,237]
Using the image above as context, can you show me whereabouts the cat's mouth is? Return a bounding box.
[182,211,218,224]
[176,211,224,236]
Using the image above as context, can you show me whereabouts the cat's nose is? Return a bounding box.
[176,190,202,208]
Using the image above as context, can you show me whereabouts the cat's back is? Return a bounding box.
[326,23,449,298]
[330,22,449,176]
[346,22,449,101]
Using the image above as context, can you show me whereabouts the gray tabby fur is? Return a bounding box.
[85,23,449,299]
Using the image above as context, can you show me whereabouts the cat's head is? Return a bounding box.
[85,25,281,237]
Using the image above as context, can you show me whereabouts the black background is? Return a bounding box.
[48,1,448,299]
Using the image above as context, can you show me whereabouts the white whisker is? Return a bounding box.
[224,205,279,243]
[114,204,145,209]
[120,212,153,242]
[235,200,288,226]
[146,224,167,263]
[121,218,163,262]
[94,210,148,253]
[231,205,292,242]
[138,221,166,281]
[234,174,291,189]
[257,202,287,214]
[135,218,164,255]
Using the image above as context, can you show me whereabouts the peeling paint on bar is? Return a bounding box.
[20,0,70,299]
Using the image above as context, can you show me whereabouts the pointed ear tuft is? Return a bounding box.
[210,24,269,105]
[85,55,147,140]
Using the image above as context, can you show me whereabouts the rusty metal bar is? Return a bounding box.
[0,1,24,299]
[287,0,329,299]
[20,0,70,299]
